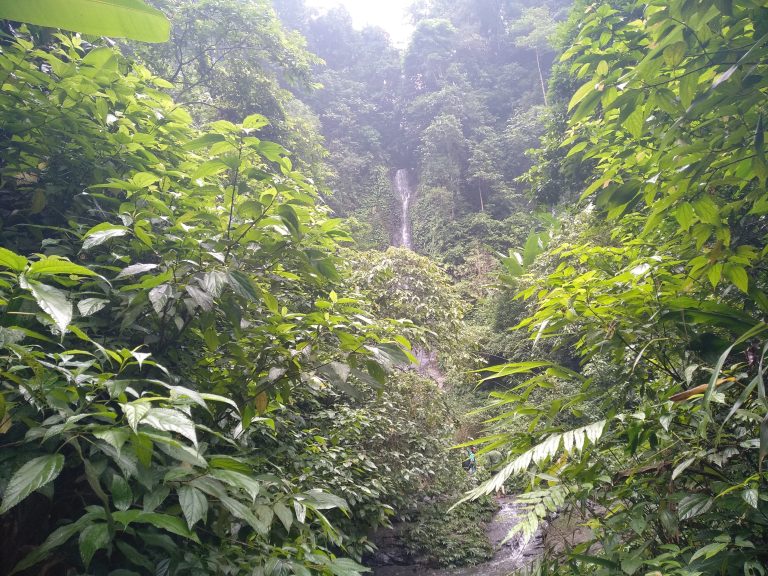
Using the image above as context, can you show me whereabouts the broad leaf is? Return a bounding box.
[0,454,65,514]
[79,522,110,568]
[0,0,170,42]
[177,486,208,529]
[20,278,72,334]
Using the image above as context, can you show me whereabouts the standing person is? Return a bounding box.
[463,446,478,474]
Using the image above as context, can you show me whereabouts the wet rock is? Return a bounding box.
[367,523,414,567]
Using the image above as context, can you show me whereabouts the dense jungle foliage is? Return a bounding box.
[4,0,768,575]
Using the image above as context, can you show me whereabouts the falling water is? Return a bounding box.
[394,169,413,249]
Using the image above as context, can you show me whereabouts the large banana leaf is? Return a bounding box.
[0,0,170,43]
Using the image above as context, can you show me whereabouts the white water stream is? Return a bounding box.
[394,169,413,249]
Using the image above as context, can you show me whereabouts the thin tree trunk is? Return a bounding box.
[535,46,548,106]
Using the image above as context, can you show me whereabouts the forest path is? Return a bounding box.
[372,496,543,576]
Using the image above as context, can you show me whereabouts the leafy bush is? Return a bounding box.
[0,32,418,575]
[405,497,496,567]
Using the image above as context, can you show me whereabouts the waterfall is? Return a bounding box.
[394,169,412,249]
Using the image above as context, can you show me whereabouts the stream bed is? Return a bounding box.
[372,496,543,576]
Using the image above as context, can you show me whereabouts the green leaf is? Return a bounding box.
[261,290,279,314]
[692,196,720,225]
[78,298,110,316]
[82,223,129,250]
[568,81,595,111]
[0,247,28,272]
[760,413,768,471]
[707,263,723,288]
[132,512,200,541]
[675,202,695,230]
[273,501,293,531]
[111,475,133,511]
[115,263,159,279]
[624,106,645,139]
[79,522,110,568]
[304,488,349,511]
[242,114,269,130]
[522,232,543,266]
[0,0,170,42]
[183,133,225,151]
[191,160,229,180]
[690,541,728,562]
[220,495,268,534]
[724,264,749,293]
[743,488,759,509]
[228,270,260,301]
[131,172,159,189]
[680,71,698,109]
[678,494,713,520]
[621,555,643,575]
[177,486,208,529]
[10,519,86,574]
[121,402,150,432]
[663,41,687,67]
[20,277,72,334]
[142,408,197,447]
[0,454,65,514]
[209,469,260,501]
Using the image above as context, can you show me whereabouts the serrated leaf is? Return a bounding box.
[724,264,749,293]
[148,284,172,314]
[568,81,595,111]
[28,257,96,277]
[116,263,159,279]
[624,106,645,139]
[0,454,65,514]
[690,541,727,562]
[305,488,348,511]
[9,519,84,574]
[209,469,260,501]
[0,247,28,271]
[121,402,151,432]
[663,41,687,67]
[133,512,199,541]
[243,113,269,130]
[678,494,713,520]
[82,224,129,250]
[78,297,110,316]
[94,429,130,454]
[273,501,292,531]
[743,488,759,509]
[142,408,197,447]
[177,486,208,529]
[79,522,110,568]
[21,278,72,334]
[675,202,695,230]
[111,475,133,511]
[220,495,268,534]
[191,160,229,180]
[671,457,695,480]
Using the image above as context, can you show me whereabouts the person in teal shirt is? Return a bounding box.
[463,446,477,474]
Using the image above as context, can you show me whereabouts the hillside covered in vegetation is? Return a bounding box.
[1,1,767,575]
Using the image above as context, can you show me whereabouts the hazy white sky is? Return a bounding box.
[304,0,414,47]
